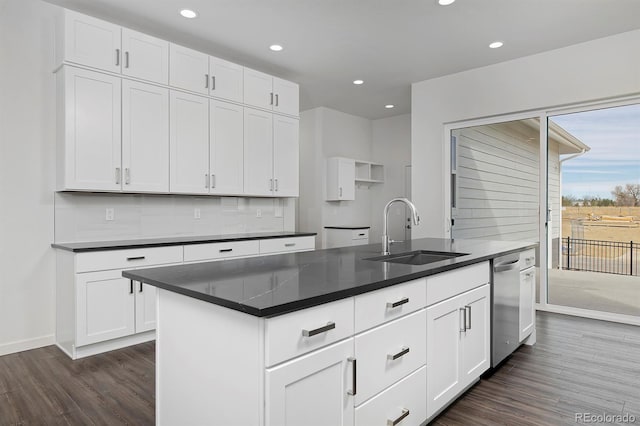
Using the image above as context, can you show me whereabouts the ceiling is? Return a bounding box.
[44,0,640,119]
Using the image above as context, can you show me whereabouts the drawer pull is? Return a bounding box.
[284,243,296,247]
[358,233,365,236]
[387,408,410,426]
[525,256,535,263]
[302,322,335,337]
[347,357,357,396]
[386,297,409,309]
[219,248,233,253]
[126,256,146,261]
[387,346,410,361]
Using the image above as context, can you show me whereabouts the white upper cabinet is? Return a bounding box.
[210,100,244,195]
[122,80,169,192]
[59,10,122,73]
[244,107,274,196]
[273,77,299,116]
[326,158,356,201]
[244,68,299,117]
[169,44,210,95]
[273,115,299,196]
[209,56,243,102]
[121,29,169,84]
[169,91,210,194]
[58,67,122,191]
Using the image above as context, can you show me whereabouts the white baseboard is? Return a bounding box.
[0,334,55,357]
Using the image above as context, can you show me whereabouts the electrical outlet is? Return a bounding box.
[105,208,114,221]
[256,209,262,218]
[194,208,201,219]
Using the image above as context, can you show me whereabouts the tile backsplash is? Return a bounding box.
[54,192,294,243]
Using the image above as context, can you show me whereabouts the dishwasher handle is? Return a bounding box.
[493,259,519,273]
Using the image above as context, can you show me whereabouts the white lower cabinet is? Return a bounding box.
[134,282,157,333]
[266,339,355,426]
[519,267,536,341]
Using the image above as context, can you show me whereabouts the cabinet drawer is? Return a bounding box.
[355,366,426,426]
[352,229,369,240]
[75,246,183,273]
[519,248,536,270]
[354,309,426,405]
[265,297,354,366]
[259,236,315,254]
[426,262,489,306]
[355,278,426,333]
[183,240,259,262]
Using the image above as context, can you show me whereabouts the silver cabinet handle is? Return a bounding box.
[347,357,357,396]
[284,243,296,247]
[269,179,274,191]
[115,167,121,184]
[302,322,335,337]
[115,49,120,66]
[124,168,130,185]
[125,51,129,68]
[126,256,146,261]
[387,409,410,426]
[339,187,343,197]
[211,174,216,189]
[465,305,471,330]
[459,307,466,332]
[270,92,274,105]
[211,75,216,90]
[387,297,409,309]
[139,281,143,293]
[205,74,209,89]
[275,93,279,106]
[274,178,279,191]
[205,174,209,188]
[129,279,134,294]
[387,346,410,361]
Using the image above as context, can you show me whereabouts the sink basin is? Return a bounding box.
[365,250,468,266]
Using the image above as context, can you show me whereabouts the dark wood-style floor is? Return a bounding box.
[1,312,639,425]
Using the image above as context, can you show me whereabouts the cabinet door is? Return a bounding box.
[169,44,209,95]
[209,56,243,102]
[426,295,462,419]
[243,108,273,196]
[210,100,244,195]
[134,282,157,333]
[273,77,299,116]
[121,28,169,84]
[519,268,535,341]
[76,270,135,346]
[61,67,122,191]
[63,10,121,73]
[122,80,169,192]
[244,68,273,110]
[338,158,356,200]
[460,284,490,388]
[273,115,299,196]
[266,339,354,426]
[169,91,210,194]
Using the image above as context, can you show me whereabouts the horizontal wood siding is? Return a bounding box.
[453,121,541,242]
[548,141,560,239]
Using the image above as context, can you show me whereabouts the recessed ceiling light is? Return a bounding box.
[353,79,364,85]
[179,9,198,19]
[489,41,504,49]
[438,0,456,5]
[385,104,395,109]
[269,44,284,52]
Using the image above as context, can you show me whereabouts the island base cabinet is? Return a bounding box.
[355,366,426,426]
[266,338,355,426]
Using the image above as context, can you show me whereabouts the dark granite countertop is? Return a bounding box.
[123,238,537,318]
[324,226,371,230]
[51,231,317,252]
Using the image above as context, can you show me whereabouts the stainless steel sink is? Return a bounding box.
[365,250,468,266]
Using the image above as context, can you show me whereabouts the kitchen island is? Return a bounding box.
[124,238,537,426]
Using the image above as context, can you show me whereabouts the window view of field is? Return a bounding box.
[548,104,640,318]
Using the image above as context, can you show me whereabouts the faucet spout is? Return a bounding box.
[381,197,420,255]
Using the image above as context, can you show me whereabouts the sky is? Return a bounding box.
[550,103,640,200]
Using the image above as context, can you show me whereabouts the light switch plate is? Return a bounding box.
[105,208,114,221]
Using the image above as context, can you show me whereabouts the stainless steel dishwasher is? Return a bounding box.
[491,253,521,367]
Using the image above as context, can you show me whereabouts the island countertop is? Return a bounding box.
[123,238,536,318]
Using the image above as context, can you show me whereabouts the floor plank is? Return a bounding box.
[0,312,638,425]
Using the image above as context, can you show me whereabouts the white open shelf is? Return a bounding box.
[354,160,384,186]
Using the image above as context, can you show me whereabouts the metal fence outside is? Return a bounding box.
[562,237,638,276]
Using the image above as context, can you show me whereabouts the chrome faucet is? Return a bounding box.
[382,198,420,255]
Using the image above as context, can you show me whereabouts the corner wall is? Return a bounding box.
[412,29,640,238]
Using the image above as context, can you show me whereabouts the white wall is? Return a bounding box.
[0,0,58,355]
[412,29,640,238]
